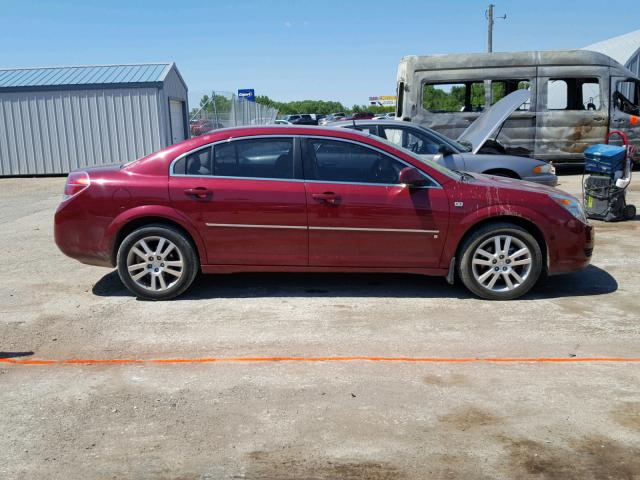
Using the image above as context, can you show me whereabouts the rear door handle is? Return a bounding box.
[593,116,605,122]
[311,192,340,205]
[184,187,212,199]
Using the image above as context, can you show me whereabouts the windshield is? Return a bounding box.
[424,127,472,152]
[370,134,462,181]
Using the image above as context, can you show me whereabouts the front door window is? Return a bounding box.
[614,80,640,116]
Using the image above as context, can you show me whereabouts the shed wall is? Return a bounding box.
[159,68,189,146]
[0,87,163,175]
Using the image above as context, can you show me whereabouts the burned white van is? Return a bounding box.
[396,50,640,164]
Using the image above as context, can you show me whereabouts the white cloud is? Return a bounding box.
[284,21,292,28]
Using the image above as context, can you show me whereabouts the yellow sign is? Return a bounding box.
[368,95,397,106]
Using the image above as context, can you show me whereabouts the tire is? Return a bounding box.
[116,224,199,300]
[458,222,542,300]
[624,204,636,220]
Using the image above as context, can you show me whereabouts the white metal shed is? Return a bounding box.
[0,62,188,175]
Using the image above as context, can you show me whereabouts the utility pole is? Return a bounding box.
[486,4,507,53]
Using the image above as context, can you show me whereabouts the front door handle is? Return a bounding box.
[613,118,624,123]
[184,187,212,199]
[593,116,605,122]
[311,192,341,205]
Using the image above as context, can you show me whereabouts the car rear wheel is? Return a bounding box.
[117,225,199,300]
[458,223,542,300]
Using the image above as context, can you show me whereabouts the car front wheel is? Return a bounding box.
[117,225,199,300]
[458,223,542,300]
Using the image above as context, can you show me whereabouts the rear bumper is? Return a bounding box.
[547,220,594,275]
[54,198,114,268]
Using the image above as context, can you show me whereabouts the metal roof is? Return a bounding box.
[583,30,640,65]
[0,63,174,91]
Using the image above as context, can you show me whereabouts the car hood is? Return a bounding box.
[468,172,566,196]
[457,89,530,154]
[456,152,544,165]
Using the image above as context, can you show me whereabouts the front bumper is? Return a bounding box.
[522,174,558,187]
[547,219,594,275]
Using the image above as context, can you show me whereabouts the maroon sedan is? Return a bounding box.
[55,126,593,300]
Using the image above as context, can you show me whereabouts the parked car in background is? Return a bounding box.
[319,113,346,125]
[334,91,557,186]
[55,125,592,301]
[274,119,293,125]
[342,111,375,121]
[282,114,317,125]
[190,118,224,136]
[373,112,395,120]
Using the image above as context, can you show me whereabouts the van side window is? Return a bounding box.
[422,82,485,113]
[546,78,600,111]
[614,80,640,116]
[490,80,531,109]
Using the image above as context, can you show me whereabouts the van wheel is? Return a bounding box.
[458,223,542,300]
[117,225,199,300]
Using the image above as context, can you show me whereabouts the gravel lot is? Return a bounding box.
[1,173,639,479]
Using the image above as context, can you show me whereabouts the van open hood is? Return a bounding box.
[457,89,530,154]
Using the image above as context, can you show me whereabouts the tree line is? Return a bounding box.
[192,93,396,117]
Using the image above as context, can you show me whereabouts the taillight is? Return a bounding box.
[63,171,90,200]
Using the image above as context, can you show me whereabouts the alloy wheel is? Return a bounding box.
[471,234,532,293]
[126,236,184,292]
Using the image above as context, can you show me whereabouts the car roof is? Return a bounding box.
[332,119,414,128]
[166,125,374,155]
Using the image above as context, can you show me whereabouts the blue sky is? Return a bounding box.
[1,0,638,108]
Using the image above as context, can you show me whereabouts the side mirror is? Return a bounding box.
[399,167,428,187]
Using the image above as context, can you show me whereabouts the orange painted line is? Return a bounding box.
[1,356,640,366]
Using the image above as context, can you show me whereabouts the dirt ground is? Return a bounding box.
[1,173,639,479]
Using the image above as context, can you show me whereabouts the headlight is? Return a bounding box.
[533,163,556,175]
[551,193,587,223]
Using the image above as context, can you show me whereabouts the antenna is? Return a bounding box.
[485,4,507,53]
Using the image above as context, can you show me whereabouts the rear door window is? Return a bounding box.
[173,147,212,176]
[213,138,295,179]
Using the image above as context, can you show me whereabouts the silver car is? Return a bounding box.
[333,91,558,186]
